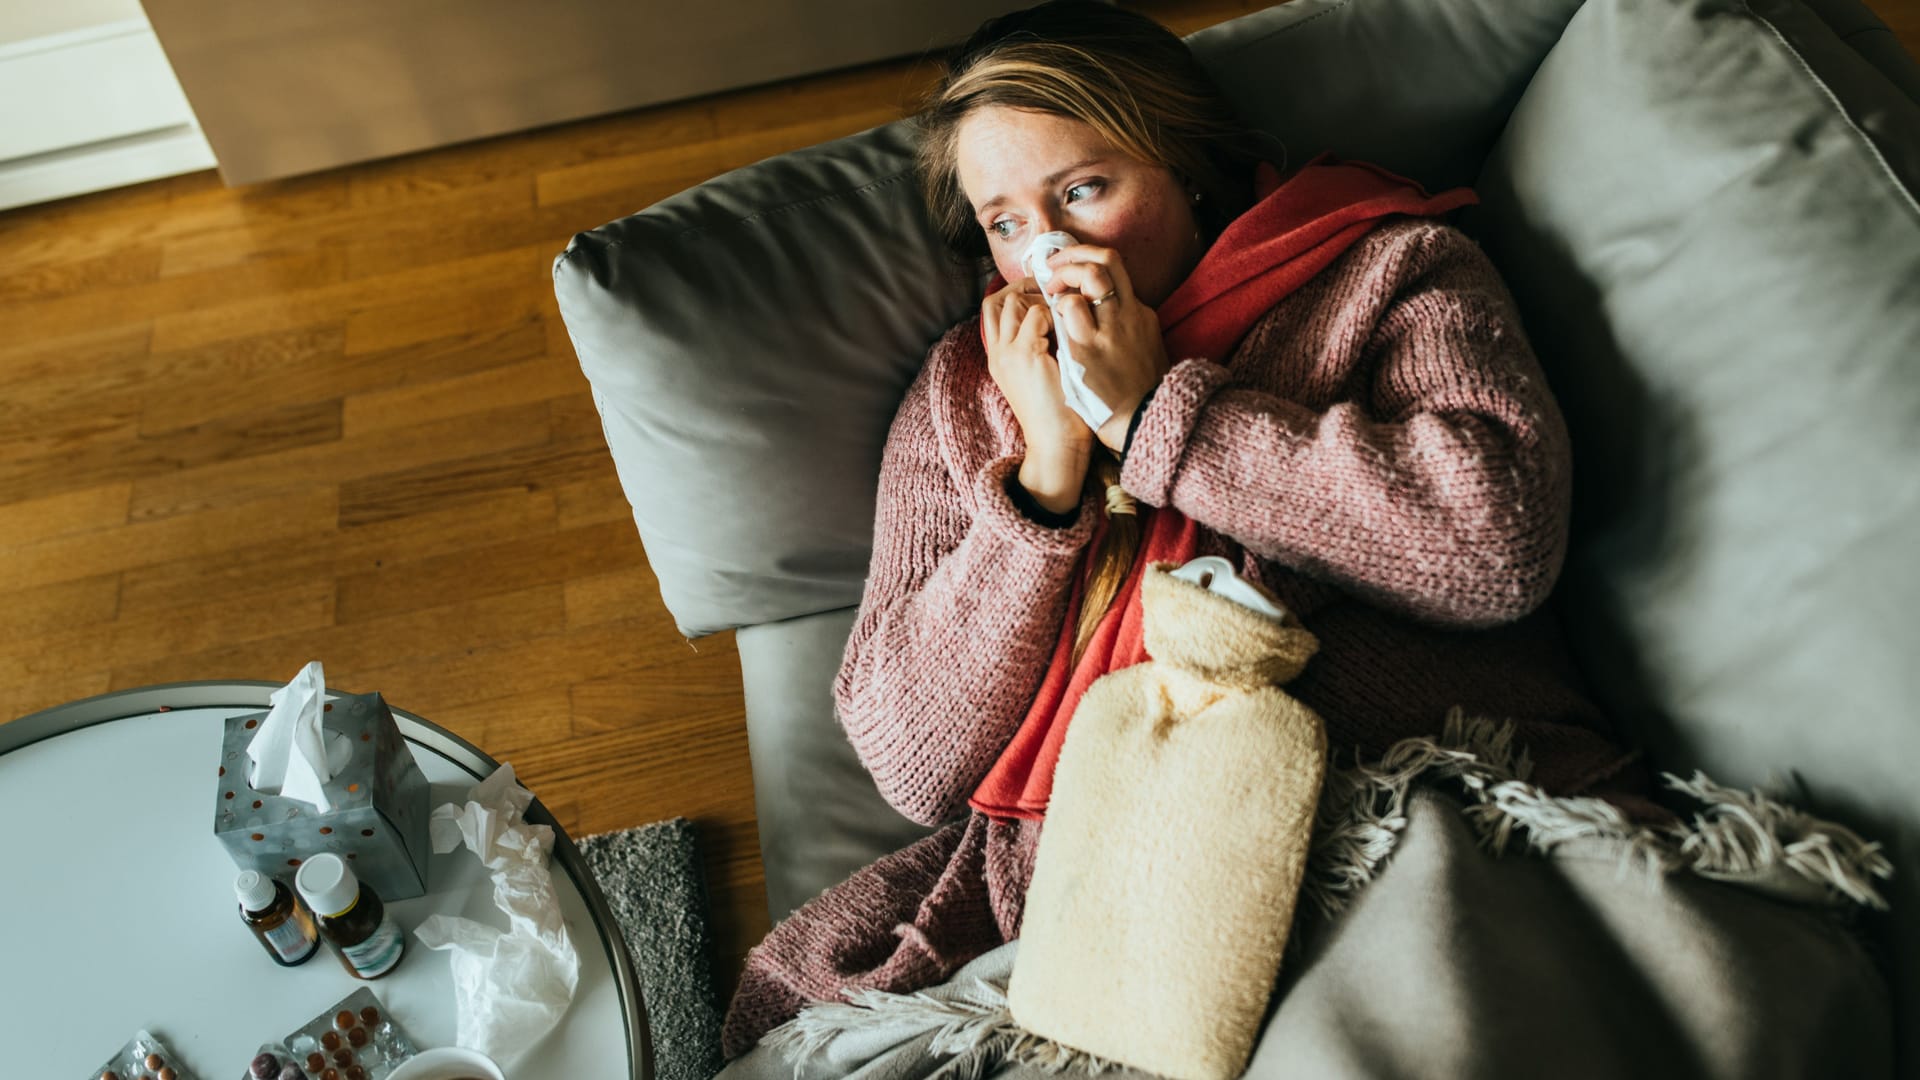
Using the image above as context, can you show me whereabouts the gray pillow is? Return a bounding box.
[1468,0,1920,1057]
[552,0,1585,639]
[1187,0,1583,201]
[555,122,974,637]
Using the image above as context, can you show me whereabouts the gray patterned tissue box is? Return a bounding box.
[213,691,431,901]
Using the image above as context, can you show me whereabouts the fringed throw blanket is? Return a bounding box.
[732,717,1893,1080]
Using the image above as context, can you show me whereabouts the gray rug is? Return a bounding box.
[576,817,725,1080]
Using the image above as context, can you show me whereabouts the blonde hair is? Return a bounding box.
[912,1,1277,667]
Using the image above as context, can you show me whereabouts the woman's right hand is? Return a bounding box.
[982,278,1093,512]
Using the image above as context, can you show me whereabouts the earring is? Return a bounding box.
[1191,190,1203,203]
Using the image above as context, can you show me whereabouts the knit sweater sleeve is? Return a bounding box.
[833,342,1098,827]
[1119,223,1571,628]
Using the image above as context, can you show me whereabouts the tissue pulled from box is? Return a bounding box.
[248,660,345,811]
[415,763,580,1065]
[1023,229,1116,432]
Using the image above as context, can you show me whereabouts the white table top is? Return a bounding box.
[0,685,646,1079]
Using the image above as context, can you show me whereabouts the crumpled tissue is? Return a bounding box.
[414,763,580,1065]
[1023,229,1116,432]
[247,659,350,811]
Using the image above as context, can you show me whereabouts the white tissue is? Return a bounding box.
[1169,556,1291,622]
[248,660,346,811]
[1022,230,1116,432]
[415,763,580,1066]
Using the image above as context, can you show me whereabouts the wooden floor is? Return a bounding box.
[2,0,1915,1015]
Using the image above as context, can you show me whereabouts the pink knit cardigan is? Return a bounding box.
[719,218,1649,1057]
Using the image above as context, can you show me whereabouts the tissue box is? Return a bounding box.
[213,692,432,900]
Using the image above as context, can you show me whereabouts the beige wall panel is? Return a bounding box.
[137,0,1027,186]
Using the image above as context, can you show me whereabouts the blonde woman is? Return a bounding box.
[720,0,1657,1058]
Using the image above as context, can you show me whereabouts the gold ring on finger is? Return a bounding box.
[1087,290,1118,307]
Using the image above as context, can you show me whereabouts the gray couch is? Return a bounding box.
[555,0,1920,1072]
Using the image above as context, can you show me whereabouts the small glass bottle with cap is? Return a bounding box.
[235,869,320,966]
[294,853,406,979]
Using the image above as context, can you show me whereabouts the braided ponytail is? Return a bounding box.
[1069,447,1141,669]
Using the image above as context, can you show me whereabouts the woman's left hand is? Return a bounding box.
[1043,244,1170,452]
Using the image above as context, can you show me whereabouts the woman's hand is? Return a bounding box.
[1041,244,1171,451]
[981,277,1093,513]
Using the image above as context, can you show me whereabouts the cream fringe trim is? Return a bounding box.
[763,979,1123,1079]
[1301,707,1894,918]
[763,709,1894,1074]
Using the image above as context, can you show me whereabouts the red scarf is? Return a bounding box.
[968,152,1478,822]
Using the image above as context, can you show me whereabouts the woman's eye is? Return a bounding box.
[984,181,1101,240]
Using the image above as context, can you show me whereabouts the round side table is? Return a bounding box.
[0,681,651,1079]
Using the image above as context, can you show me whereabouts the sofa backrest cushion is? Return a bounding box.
[1468,0,1920,1046]
[1188,0,1583,200]
[553,0,1584,639]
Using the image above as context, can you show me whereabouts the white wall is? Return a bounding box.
[0,0,145,47]
[0,0,214,211]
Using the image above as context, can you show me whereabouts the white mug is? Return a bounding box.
[385,1047,506,1080]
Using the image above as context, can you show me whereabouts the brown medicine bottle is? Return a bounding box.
[294,853,405,979]
[235,870,319,966]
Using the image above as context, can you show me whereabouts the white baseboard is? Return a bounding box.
[0,124,217,212]
[0,18,219,212]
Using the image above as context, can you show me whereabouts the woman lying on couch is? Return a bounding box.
[718,0,1668,1060]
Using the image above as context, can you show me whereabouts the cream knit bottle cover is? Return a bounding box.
[1009,560,1327,1080]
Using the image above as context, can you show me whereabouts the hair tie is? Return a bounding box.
[1105,482,1137,517]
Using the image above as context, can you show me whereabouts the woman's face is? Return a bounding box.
[955,105,1204,308]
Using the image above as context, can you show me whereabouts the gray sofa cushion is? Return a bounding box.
[737,608,940,921]
[1467,0,1920,1061]
[1187,0,1582,202]
[553,0,1587,639]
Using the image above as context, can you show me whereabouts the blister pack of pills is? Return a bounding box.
[89,1030,199,1080]
[278,988,418,1080]
[241,1045,308,1080]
